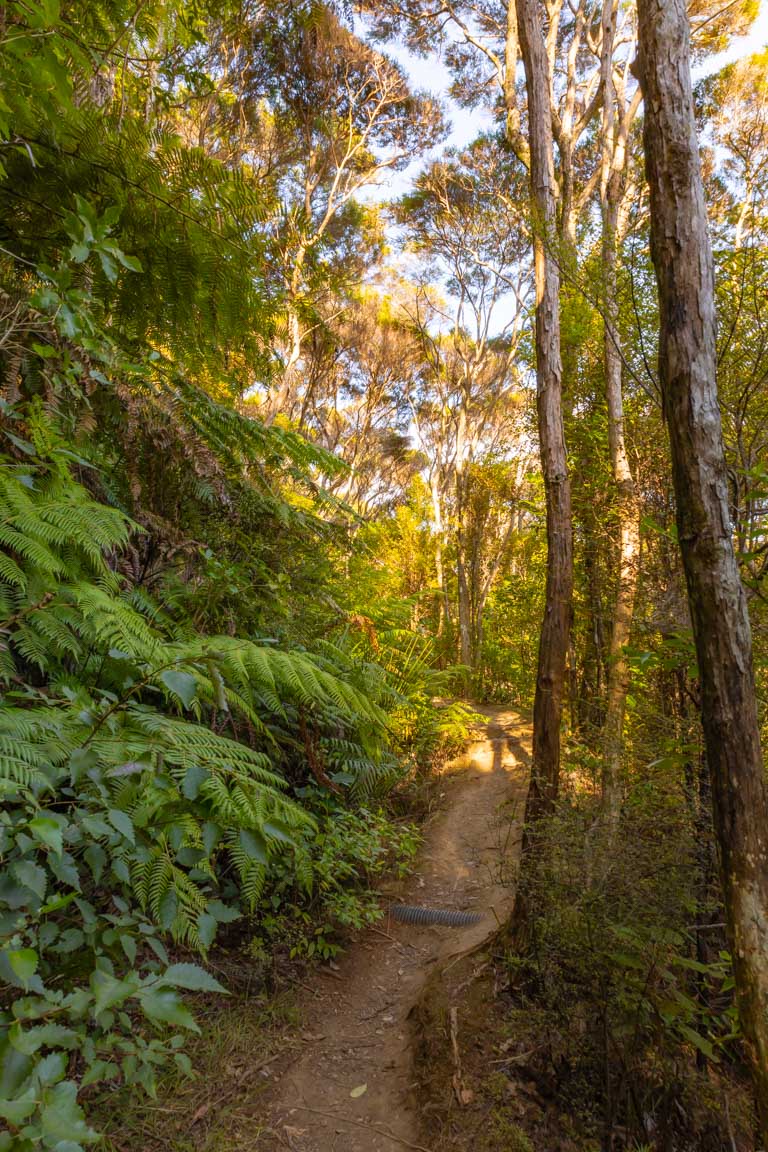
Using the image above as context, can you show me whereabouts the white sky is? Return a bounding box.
[694,0,768,77]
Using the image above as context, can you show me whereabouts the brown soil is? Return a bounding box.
[258,706,530,1152]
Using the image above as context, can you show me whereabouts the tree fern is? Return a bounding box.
[0,432,400,968]
[0,1,432,1142]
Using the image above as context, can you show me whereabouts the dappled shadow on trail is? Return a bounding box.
[256,708,530,1152]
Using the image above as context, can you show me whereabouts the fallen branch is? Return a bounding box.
[369,924,411,954]
[449,1006,473,1106]
[358,1000,397,1022]
[288,1104,433,1151]
[453,960,489,996]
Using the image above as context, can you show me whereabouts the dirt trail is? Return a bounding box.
[261,707,530,1152]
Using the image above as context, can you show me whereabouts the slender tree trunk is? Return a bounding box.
[504,0,530,167]
[599,2,640,821]
[430,472,451,639]
[456,503,473,667]
[434,533,447,638]
[265,247,307,425]
[474,512,516,671]
[636,0,768,1132]
[457,550,473,668]
[455,391,473,671]
[600,220,640,821]
[578,536,607,734]
[517,0,574,818]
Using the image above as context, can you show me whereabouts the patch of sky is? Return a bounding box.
[354,16,494,205]
[693,0,768,79]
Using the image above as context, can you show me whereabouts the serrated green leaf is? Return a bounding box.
[0,1037,32,1099]
[159,669,197,709]
[138,989,199,1032]
[0,1085,36,1125]
[182,764,209,800]
[8,949,38,984]
[159,963,227,994]
[40,1080,97,1144]
[12,860,47,900]
[83,843,106,883]
[202,822,222,856]
[263,820,295,845]
[48,852,80,890]
[106,809,134,843]
[80,1059,119,1088]
[10,1023,77,1056]
[29,817,63,856]
[206,899,240,924]
[121,935,137,964]
[91,971,137,1016]
[196,911,217,949]
[36,1051,68,1085]
[239,828,268,863]
[158,888,178,930]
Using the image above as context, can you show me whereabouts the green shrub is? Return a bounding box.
[0,424,423,1145]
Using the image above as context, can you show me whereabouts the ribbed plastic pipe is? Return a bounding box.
[388,905,482,927]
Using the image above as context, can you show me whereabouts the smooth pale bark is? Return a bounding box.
[599,0,640,822]
[600,210,640,821]
[517,0,574,818]
[457,550,473,667]
[636,0,768,1132]
[429,472,451,640]
[455,388,473,668]
[503,0,530,166]
[600,295,640,823]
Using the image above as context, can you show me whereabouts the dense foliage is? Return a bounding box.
[0,3,473,1146]
[2,0,768,1147]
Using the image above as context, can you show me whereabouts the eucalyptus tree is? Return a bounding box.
[298,285,426,515]
[361,0,760,818]
[595,0,643,819]
[704,50,768,249]
[636,0,768,1129]
[586,0,759,817]
[507,0,571,814]
[252,5,445,423]
[397,138,533,673]
[155,2,443,423]
[698,53,768,604]
[361,0,607,807]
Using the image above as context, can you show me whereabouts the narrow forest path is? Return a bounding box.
[260,707,530,1152]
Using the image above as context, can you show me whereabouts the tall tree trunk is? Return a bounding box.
[265,247,307,425]
[636,0,768,1132]
[456,549,473,668]
[600,203,640,823]
[578,533,607,734]
[517,0,574,818]
[455,388,474,671]
[430,473,451,640]
[599,0,640,823]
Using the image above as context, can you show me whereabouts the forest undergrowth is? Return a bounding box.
[413,740,757,1152]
